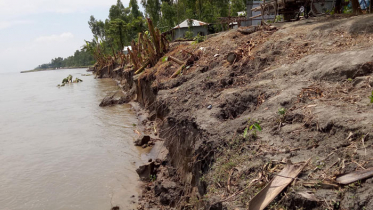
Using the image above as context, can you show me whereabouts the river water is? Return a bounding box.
[0,69,146,210]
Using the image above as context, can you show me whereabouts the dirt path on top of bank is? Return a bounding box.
[101,14,373,210]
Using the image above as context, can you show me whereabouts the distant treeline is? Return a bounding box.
[35,49,95,70]
[36,0,246,70]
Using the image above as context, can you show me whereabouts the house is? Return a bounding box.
[244,1,273,26]
[123,46,132,55]
[229,12,246,29]
[168,19,212,41]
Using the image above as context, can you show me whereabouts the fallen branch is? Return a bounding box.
[170,63,186,78]
[170,52,198,78]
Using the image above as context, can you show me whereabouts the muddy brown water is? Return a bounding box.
[0,69,151,210]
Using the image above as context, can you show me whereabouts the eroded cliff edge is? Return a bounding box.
[98,14,373,210]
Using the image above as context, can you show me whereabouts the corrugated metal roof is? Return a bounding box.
[173,19,208,29]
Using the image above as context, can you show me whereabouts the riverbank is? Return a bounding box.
[98,14,373,209]
[21,66,92,73]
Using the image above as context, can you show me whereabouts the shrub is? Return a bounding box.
[193,34,205,43]
[184,31,194,39]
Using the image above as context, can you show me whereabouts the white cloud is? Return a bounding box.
[0,20,33,30]
[0,33,82,71]
[35,32,74,43]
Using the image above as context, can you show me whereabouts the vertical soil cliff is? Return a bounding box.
[98,14,373,210]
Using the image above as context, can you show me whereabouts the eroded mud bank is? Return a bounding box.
[97,14,373,210]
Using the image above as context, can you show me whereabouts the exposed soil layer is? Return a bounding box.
[97,14,373,210]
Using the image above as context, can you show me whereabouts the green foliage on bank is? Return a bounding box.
[35,49,95,70]
[35,0,245,71]
[141,0,246,31]
[83,0,246,58]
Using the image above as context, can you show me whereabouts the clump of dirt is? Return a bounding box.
[111,14,373,210]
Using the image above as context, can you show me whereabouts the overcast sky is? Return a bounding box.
[0,0,142,73]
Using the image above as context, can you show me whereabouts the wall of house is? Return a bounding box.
[173,26,209,40]
[242,1,274,26]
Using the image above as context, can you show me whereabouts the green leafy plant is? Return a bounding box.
[150,174,157,182]
[193,34,205,43]
[243,127,248,138]
[243,119,262,139]
[249,121,262,138]
[184,31,194,39]
[369,91,373,103]
[250,122,262,131]
[161,56,168,62]
[343,5,352,14]
[275,15,283,22]
[278,108,286,115]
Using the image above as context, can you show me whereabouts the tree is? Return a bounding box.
[141,0,161,25]
[88,16,106,40]
[107,19,127,51]
[130,0,142,18]
[230,0,246,16]
[109,0,126,20]
[350,0,362,14]
[160,1,176,30]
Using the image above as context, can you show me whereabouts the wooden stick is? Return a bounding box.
[170,63,186,78]
[168,56,184,65]
[134,60,150,74]
[249,14,263,19]
[182,50,194,56]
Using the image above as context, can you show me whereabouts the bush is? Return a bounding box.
[193,34,205,43]
[184,31,194,39]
